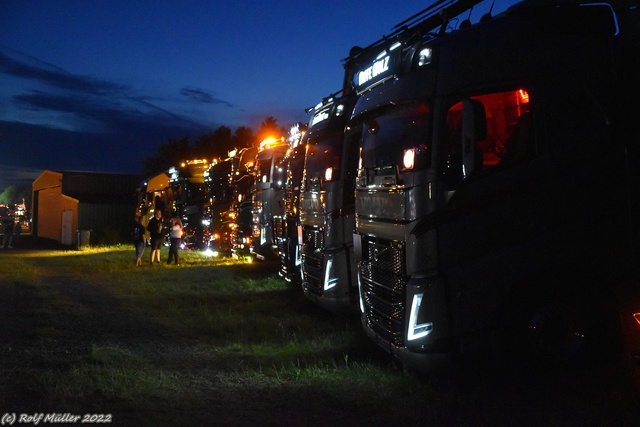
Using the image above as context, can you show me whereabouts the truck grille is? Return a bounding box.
[274,218,286,253]
[360,237,406,347]
[273,216,287,277]
[303,227,324,249]
[302,227,324,296]
[302,251,324,296]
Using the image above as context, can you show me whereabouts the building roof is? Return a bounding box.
[35,170,140,204]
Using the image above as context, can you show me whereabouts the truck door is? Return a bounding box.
[436,88,547,343]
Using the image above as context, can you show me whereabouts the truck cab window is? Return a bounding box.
[305,138,342,184]
[257,159,271,183]
[360,102,431,173]
[441,89,533,184]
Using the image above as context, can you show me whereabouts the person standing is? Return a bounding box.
[167,216,184,265]
[1,215,14,249]
[147,209,164,264]
[131,216,146,266]
[13,221,21,248]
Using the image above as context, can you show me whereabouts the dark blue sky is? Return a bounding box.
[0,0,516,188]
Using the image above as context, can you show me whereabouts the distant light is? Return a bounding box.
[634,312,640,326]
[204,248,219,257]
[259,136,284,150]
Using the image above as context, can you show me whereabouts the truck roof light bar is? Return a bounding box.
[342,0,483,66]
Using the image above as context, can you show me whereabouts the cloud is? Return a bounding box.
[13,90,207,134]
[180,86,235,108]
[0,164,43,183]
[1,47,213,125]
[1,47,213,136]
[0,50,126,95]
[0,47,242,186]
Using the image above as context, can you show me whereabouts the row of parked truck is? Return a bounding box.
[138,0,640,372]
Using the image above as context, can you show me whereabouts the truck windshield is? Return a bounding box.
[256,158,272,183]
[305,136,342,182]
[361,102,431,171]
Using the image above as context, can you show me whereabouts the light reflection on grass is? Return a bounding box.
[1,245,449,426]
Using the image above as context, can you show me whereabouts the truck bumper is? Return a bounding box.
[303,247,356,313]
[361,315,450,372]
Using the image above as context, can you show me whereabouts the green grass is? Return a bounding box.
[0,246,435,425]
[1,246,637,426]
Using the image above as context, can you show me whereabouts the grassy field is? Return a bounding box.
[1,245,638,426]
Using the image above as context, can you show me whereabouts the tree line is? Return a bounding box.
[141,116,286,178]
[0,185,30,206]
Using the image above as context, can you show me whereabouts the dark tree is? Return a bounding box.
[0,184,31,207]
[256,117,286,144]
[142,136,191,178]
[231,126,255,150]
[140,118,287,178]
[193,126,232,160]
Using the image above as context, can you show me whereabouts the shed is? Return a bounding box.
[32,170,140,246]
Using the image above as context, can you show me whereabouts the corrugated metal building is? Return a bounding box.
[32,170,140,246]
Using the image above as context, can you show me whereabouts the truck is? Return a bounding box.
[230,147,258,261]
[349,0,640,370]
[274,123,308,285]
[204,156,235,255]
[299,92,360,311]
[250,137,289,260]
[168,159,210,249]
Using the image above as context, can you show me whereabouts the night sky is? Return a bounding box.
[0,0,516,188]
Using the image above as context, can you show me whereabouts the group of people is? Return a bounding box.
[132,209,184,266]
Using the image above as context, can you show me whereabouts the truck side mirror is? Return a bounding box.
[461,98,487,178]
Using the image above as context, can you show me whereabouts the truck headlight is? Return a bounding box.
[324,258,338,290]
[407,293,433,341]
